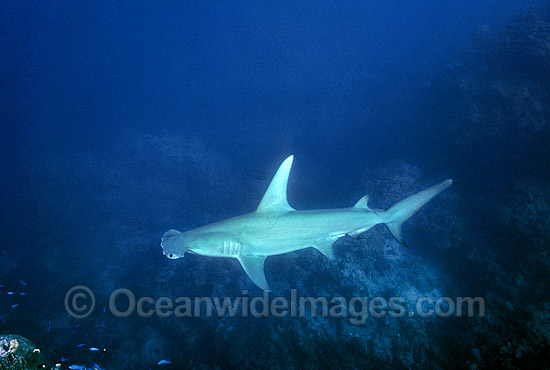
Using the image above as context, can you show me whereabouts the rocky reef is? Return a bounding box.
[414,5,550,369]
[0,335,55,370]
[421,6,550,177]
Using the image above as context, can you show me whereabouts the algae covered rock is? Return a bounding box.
[0,335,55,370]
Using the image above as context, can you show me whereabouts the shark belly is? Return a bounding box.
[239,209,380,256]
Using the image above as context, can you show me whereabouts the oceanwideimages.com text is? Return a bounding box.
[65,286,485,325]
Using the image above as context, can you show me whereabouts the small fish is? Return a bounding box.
[89,347,103,352]
[20,292,26,296]
[19,280,27,286]
[11,304,19,308]
[61,357,68,362]
[47,321,52,333]
[7,292,14,295]
[77,344,86,348]
[92,363,105,370]
[68,365,86,370]
[157,359,172,365]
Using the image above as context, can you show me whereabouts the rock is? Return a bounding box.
[419,6,550,176]
[0,334,53,370]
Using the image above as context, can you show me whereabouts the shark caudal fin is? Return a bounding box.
[382,179,453,246]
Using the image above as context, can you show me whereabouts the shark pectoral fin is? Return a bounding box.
[314,244,335,260]
[313,237,339,260]
[238,255,270,291]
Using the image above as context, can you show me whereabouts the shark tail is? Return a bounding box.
[381,179,453,246]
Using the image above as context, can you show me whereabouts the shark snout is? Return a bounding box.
[161,229,186,260]
[161,242,183,259]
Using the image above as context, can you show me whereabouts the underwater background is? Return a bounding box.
[1,0,549,369]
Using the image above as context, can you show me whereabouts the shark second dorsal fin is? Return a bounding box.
[256,155,295,213]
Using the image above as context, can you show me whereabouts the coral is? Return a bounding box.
[362,160,422,206]
[499,7,550,79]
[420,6,550,176]
[499,180,550,242]
[0,335,54,370]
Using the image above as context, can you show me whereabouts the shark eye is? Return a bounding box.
[169,254,174,258]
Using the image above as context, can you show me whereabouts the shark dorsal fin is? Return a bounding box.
[256,155,295,213]
[353,195,372,210]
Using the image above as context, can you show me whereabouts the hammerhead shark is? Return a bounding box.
[161,155,453,290]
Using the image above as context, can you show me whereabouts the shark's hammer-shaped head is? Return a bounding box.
[161,229,191,259]
[162,228,241,259]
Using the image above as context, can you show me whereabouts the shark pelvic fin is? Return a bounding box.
[347,225,374,238]
[238,255,270,291]
[256,155,295,213]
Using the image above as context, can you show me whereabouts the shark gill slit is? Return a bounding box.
[222,241,241,256]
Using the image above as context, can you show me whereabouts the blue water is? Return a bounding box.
[1,1,549,369]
